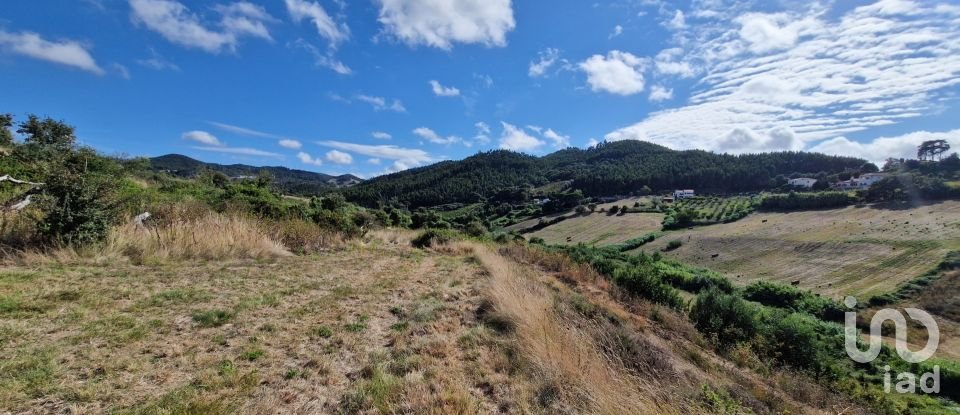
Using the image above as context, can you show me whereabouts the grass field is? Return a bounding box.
[0,234,514,413]
[525,211,664,245]
[631,200,960,299]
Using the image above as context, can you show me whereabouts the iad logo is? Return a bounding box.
[844,296,940,394]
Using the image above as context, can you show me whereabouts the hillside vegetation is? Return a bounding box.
[344,140,868,208]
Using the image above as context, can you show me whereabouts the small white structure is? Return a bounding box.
[673,189,695,199]
[787,178,817,188]
[833,173,887,190]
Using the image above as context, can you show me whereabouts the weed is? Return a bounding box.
[191,310,233,328]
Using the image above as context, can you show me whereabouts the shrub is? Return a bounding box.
[411,229,458,248]
[612,266,685,310]
[742,281,844,322]
[665,240,683,251]
[689,288,761,350]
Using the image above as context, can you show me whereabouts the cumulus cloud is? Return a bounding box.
[297,151,323,166]
[499,122,544,152]
[543,129,571,149]
[649,85,673,102]
[284,0,349,48]
[808,129,960,164]
[371,131,392,140]
[325,149,353,164]
[0,30,104,74]
[182,130,223,146]
[376,0,516,49]
[367,158,381,164]
[278,139,302,149]
[413,127,460,145]
[586,138,601,148]
[316,140,433,173]
[528,47,561,77]
[604,1,960,153]
[579,50,646,95]
[428,80,460,97]
[129,0,274,53]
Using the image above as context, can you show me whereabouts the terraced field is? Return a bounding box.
[632,201,960,299]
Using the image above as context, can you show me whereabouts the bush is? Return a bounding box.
[665,239,683,251]
[411,229,458,248]
[690,288,761,350]
[612,266,685,310]
[742,281,844,322]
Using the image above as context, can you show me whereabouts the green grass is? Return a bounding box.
[0,348,57,400]
[191,310,233,328]
[344,315,370,333]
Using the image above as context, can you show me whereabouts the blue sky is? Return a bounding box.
[1,0,959,177]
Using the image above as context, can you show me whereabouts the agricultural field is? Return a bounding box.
[663,196,759,227]
[524,211,664,245]
[635,200,960,299]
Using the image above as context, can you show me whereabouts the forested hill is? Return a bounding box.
[150,154,362,196]
[343,140,869,208]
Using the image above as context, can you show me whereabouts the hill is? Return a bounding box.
[343,140,868,208]
[150,154,362,196]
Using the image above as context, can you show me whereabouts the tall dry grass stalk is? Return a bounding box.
[469,243,667,415]
[19,213,290,265]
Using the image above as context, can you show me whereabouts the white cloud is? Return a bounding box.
[367,158,382,165]
[736,12,810,54]
[193,146,281,158]
[649,84,673,102]
[129,0,274,53]
[0,30,104,74]
[279,139,302,149]
[290,38,351,74]
[664,10,686,30]
[604,1,960,154]
[208,121,284,139]
[528,47,561,77]
[297,151,323,166]
[316,141,433,173]
[609,25,624,39]
[413,127,460,145]
[284,0,349,48]
[182,130,223,146]
[473,122,492,145]
[808,129,960,164]
[355,94,406,112]
[376,0,515,50]
[654,47,695,78]
[325,150,353,164]
[543,129,571,148]
[428,80,460,97]
[112,63,131,79]
[371,131,392,140]
[137,48,179,71]
[586,138,600,148]
[579,50,646,95]
[499,122,544,152]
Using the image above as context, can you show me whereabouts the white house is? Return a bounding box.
[787,177,817,188]
[674,189,695,199]
[832,173,887,190]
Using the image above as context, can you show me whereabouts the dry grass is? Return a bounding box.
[14,213,291,265]
[628,200,960,298]
[527,211,664,246]
[0,238,516,414]
[470,242,673,414]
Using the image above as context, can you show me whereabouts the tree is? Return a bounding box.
[587,203,597,213]
[918,140,951,162]
[0,113,14,146]
[17,115,76,148]
[860,162,879,173]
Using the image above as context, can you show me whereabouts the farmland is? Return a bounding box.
[635,200,960,299]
